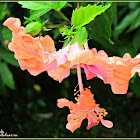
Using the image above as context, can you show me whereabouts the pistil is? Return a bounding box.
[77,64,84,92]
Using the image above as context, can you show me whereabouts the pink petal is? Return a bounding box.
[101,119,113,128]
[50,44,70,67]
[81,64,97,80]
[68,42,84,61]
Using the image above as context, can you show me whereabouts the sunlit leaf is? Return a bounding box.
[70,27,88,46]
[18,2,67,11]
[71,3,111,28]
[29,8,51,20]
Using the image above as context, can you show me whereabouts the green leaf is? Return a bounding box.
[0,48,19,67]
[0,3,7,20]
[63,39,70,47]
[1,26,12,41]
[127,13,140,32]
[114,8,140,39]
[37,100,46,107]
[18,2,67,11]
[64,2,73,8]
[18,2,51,10]
[50,2,67,11]
[117,41,137,58]
[128,2,139,9]
[29,8,51,20]
[87,7,114,45]
[0,75,7,95]
[129,74,140,97]
[53,28,60,39]
[133,28,140,53]
[70,27,88,47]
[0,61,15,89]
[71,3,111,29]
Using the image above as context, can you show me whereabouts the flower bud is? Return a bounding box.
[25,22,42,36]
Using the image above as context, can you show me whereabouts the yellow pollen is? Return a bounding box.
[105,112,108,115]
[74,89,76,92]
[88,86,91,88]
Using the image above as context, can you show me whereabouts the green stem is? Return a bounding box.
[45,23,70,28]
[58,10,70,22]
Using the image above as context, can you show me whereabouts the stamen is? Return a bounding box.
[75,97,78,101]
[88,86,91,88]
[74,90,80,96]
[74,84,78,92]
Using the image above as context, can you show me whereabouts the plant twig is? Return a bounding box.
[45,23,70,28]
[57,10,70,22]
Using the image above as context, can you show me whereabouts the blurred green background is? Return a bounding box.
[0,2,140,138]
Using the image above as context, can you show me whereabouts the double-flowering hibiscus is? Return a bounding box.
[3,17,140,132]
[48,41,140,94]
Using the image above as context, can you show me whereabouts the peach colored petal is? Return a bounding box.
[47,62,70,83]
[131,64,140,77]
[70,48,140,94]
[57,98,75,108]
[18,58,57,76]
[40,35,56,53]
[3,17,57,75]
[3,17,21,32]
[66,116,84,133]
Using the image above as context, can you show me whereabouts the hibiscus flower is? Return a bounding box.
[3,17,57,76]
[49,41,140,94]
[57,88,113,133]
[71,47,140,94]
[47,42,88,82]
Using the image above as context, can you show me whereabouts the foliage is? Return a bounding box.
[18,2,67,11]
[70,27,88,46]
[71,3,111,28]
[0,3,19,94]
